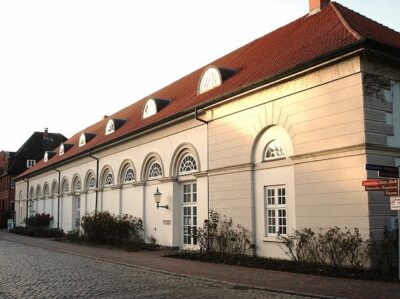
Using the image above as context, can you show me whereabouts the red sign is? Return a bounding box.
[365,185,398,191]
[362,179,398,187]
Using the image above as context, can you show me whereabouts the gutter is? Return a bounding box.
[89,150,99,215]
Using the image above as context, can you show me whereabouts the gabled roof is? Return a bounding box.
[18,1,400,179]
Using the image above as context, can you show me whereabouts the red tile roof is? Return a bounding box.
[18,1,400,179]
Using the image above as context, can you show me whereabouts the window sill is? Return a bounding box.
[262,236,284,243]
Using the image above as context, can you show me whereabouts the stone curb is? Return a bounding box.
[0,235,340,299]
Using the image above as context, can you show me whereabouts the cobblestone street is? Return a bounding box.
[0,239,315,299]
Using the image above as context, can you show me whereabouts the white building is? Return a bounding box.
[15,0,400,258]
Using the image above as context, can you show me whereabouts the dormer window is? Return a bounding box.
[79,134,86,147]
[104,118,126,135]
[59,143,73,156]
[59,143,65,155]
[27,160,36,168]
[142,98,170,119]
[79,133,96,147]
[198,65,236,95]
[105,119,115,135]
[44,151,56,162]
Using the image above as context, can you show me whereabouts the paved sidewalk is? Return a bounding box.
[0,230,399,299]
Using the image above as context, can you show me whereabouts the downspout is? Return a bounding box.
[53,168,61,229]
[23,178,29,227]
[195,107,211,251]
[89,150,99,215]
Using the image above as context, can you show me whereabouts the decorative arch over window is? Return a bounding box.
[61,177,70,194]
[51,180,58,195]
[100,166,114,187]
[72,175,82,192]
[179,154,198,175]
[118,160,136,184]
[79,133,96,147]
[142,98,170,119]
[198,65,236,95]
[43,183,50,197]
[85,170,96,190]
[264,140,285,161]
[170,143,201,177]
[141,152,164,181]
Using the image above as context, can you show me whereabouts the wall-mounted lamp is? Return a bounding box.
[154,187,168,209]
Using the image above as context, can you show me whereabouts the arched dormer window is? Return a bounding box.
[44,151,56,162]
[105,119,115,135]
[142,98,170,119]
[148,161,163,179]
[79,133,96,147]
[59,143,65,155]
[198,65,236,95]
[178,154,198,175]
[264,140,285,161]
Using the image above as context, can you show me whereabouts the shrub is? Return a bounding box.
[24,213,53,228]
[10,226,64,238]
[368,228,398,275]
[195,210,253,255]
[80,212,144,245]
[278,227,367,270]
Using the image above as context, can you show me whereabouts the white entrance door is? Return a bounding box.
[182,182,197,249]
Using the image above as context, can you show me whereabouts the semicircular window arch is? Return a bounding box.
[147,161,163,179]
[264,140,286,161]
[178,154,198,175]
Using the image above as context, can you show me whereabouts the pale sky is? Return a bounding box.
[1,0,399,152]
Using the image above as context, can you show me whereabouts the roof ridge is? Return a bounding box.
[330,2,362,40]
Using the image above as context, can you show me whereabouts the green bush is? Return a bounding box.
[81,212,144,245]
[368,228,398,275]
[278,227,367,270]
[24,213,53,228]
[195,210,253,255]
[11,226,64,238]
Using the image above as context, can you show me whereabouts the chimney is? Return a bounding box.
[43,127,49,140]
[309,0,330,14]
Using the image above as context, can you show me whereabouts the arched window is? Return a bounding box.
[59,143,65,156]
[51,180,58,195]
[36,185,42,199]
[29,187,35,200]
[88,176,96,189]
[104,171,114,187]
[73,177,81,192]
[61,179,69,194]
[143,99,157,119]
[148,161,163,179]
[124,168,135,183]
[43,183,50,197]
[264,140,285,161]
[79,133,86,147]
[198,66,222,94]
[179,154,198,175]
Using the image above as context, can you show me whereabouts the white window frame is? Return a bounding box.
[147,161,162,180]
[105,119,115,135]
[182,182,198,247]
[27,160,36,168]
[178,154,198,175]
[264,185,287,236]
[143,99,157,119]
[264,140,286,161]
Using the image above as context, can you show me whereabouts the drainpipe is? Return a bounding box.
[195,107,211,251]
[23,178,29,227]
[89,150,99,215]
[53,168,61,229]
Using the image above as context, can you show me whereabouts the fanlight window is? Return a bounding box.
[198,67,222,94]
[143,99,157,119]
[79,134,86,147]
[51,181,58,195]
[104,172,114,187]
[29,188,35,200]
[62,181,69,193]
[74,179,81,192]
[59,143,65,156]
[87,173,96,189]
[36,186,41,199]
[43,184,50,197]
[124,168,135,183]
[179,154,198,175]
[264,140,286,161]
[105,119,115,135]
[148,161,162,179]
